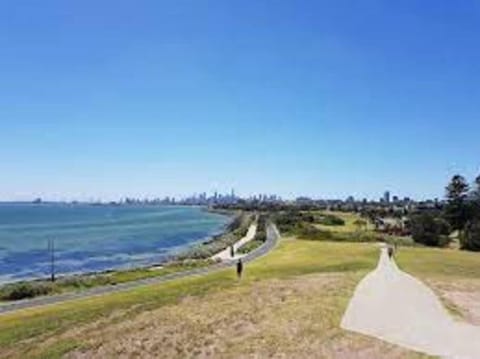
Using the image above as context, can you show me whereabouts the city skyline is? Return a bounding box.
[3,188,436,205]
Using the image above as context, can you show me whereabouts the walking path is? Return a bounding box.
[341,245,480,359]
[0,224,279,315]
[212,223,257,261]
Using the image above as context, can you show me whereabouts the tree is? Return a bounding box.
[444,175,470,231]
[410,213,451,247]
[472,175,480,217]
[462,217,480,251]
[475,175,480,196]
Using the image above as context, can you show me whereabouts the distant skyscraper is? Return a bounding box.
[384,191,391,203]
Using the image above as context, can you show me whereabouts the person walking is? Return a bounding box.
[236,259,243,279]
[230,245,235,258]
[388,245,394,260]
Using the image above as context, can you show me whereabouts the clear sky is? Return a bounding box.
[1,1,479,201]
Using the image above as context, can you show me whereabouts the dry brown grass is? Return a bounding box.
[397,246,480,327]
[424,278,480,325]
[59,273,427,359]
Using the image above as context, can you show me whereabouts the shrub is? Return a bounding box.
[273,210,314,234]
[0,281,55,301]
[462,217,480,251]
[316,214,345,226]
[58,275,115,289]
[410,213,451,247]
[237,240,263,254]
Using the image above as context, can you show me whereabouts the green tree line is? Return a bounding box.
[411,174,480,251]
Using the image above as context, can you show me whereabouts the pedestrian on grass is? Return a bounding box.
[236,259,243,279]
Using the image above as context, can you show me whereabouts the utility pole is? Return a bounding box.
[48,239,55,282]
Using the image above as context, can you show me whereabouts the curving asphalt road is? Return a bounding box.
[0,223,280,315]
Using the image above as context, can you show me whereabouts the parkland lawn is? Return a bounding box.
[313,211,376,233]
[0,238,432,359]
[397,246,480,324]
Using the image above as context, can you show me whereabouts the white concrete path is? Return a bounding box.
[212,223,257,261]
[341,245,480,359]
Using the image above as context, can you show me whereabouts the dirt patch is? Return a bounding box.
[62,273,425,359]
[426,278,480,325]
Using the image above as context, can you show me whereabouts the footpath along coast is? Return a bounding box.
[212,222,257,261]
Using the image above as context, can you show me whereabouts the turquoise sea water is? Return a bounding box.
[0,203,230,284]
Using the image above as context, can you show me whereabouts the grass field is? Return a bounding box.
[312,211,375,233]
[397,246,480,279]
[397,247,480,324]
[0,237,432,358]
[0,260,212,302]
[310,211,419,247]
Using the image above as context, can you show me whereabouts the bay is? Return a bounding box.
[0,203,230,284]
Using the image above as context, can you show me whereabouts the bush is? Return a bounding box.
[383,235,418,247]
[316,214,345,226]
[237,240,263,254]
[462,217,480,251]
[410,213,451,247]
[273,210,314,234]
[0,281,55,301]
[58,275,115,289]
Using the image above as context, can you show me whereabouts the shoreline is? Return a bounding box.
[0,206,234,285]
[0,208,252,301]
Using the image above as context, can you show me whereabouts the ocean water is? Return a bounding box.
[0,203,230,284]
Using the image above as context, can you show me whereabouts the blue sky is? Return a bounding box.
[1,1,479,201]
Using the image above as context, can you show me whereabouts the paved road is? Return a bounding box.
[341,244,480,359]
[0,223,280,315]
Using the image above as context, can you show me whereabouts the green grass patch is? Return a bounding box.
[35,339,82,359]
[0,260,212,302]
[312,211,374,233]
[237,239,263,254]
[314,213,345,226]
[396,246,480,279]
[294,222,379,243]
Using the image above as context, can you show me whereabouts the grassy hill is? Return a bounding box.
[0,236,431,358]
